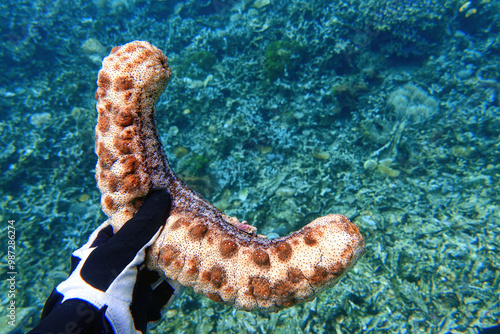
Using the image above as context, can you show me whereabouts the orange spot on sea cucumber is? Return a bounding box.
[159,245,180,267]
[304,231,317,246]
[220,239,238,258]
[209,265,226,288]
[190,223,208,240]
[250,277,271,300]
[121,155,138,174]
[206,292,223,303]
[274,241,292,262]
[103,195,116,212]
[97,72,111,90]
[97,115,110,133]
[122,174,140,192]
[115,76,134,91]
[287,267,303,283]
[309,266,328,285]
[115,109,134,126]
[114,135,133,154]
[252,249,270,267]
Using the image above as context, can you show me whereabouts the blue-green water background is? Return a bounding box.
[1,0,499,333]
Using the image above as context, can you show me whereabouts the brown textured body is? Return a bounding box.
[95,41,365,311]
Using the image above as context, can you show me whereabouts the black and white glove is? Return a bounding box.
[30,190,177,334]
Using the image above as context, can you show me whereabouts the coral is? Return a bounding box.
[95,41,365,311]
[264,40,303,81]
[184,50,217,72]
[93,0,136,14]
[388,83,438,125]
[376,158,401,178]
[332,80,369,115]
[194,0,240,16]
[358,0,454,58]
[183,154,210,176]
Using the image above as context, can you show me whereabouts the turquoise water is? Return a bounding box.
[1,0,499,333]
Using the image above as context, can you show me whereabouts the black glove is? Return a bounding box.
[31,190,178,334]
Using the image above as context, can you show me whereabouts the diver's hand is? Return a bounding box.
[34,190,174,334]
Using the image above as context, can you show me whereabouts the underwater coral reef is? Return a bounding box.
[1,0,499,333]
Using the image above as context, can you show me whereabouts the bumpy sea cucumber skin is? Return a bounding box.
[95,41,365,311]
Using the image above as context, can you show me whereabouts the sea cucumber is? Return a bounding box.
[94,41,365,311]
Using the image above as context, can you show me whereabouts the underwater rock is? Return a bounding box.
[451,145,475,159]
[253,0,271,9]
[29,112,52,128]
[376,158,400,178]
[363,159,378,171]
[81,38,107,65]
[173,146,189,158]
[312,151,331,160]
[275,186,295,197]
